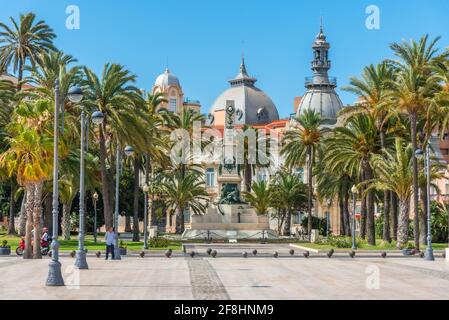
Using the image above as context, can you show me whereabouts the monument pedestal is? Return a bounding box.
[182,204,277,240]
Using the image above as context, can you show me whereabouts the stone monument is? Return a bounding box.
[182,100,277,240]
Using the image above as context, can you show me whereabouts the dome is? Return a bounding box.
[154,68,180,88]
[208,57,279,126]
[298,87,343,123]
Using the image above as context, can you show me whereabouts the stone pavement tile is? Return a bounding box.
[208,257,449,300]
[0,257,193,300]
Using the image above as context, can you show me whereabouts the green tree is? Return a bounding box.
[81,63,145,229]
[368,138,414,248]
[342,62,397,242]
[0,13,56,90]
[243,180,273,216]
[160,170,208,234]
[389,35,444,250]
[324,114,384,245]
[281,109,326,238]
[270,169,307,235]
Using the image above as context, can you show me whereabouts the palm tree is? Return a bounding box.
[0,13,56,90]
[343,62,397,242]
[128,92,168,241]
[160,170,208,234]
[271,170,308,235]
[315,157,354,236]
[243,180,273,216]
[0,100,53,258]
[281,109,326,238]
[324,114,384,245]
[389,35,444,250]
[369,138,414,248]
[81,63,145,229]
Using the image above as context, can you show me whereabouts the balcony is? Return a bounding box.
[305,76,337,87]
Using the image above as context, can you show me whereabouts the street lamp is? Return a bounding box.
[68,86,89,270]
[113,144,134,260]
[415,147,434,261]
[142,184,150,250]
[93,192,99,243]
[351,185,358,250]
[326,199,332,237]
[46,79,64,286]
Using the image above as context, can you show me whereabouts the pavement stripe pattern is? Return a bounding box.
[187,258,230,300]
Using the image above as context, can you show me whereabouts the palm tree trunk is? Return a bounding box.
[284,209,292,236]
[132,157,140,242]
[343,192,351,236]
[18,191,27,237]
[43,193,52,234]
[244,163,252,192]
[339,199,345,235]
[16,58,24,91]
[7,182,17,235]
[380,129,391,242]
[307,149,313,240]
[98,126,113,229]
[61,202,72,240]
[419,186,427,245]
[32,182,43,259]
[410,112,420,250]
[125,215,132,232]
[383,190,391,242]
[391,191,399,240]
[397,199,410,248]
[365,165,376,246]
[24,184,34,260]
[175,207,183,234]
[360,188,367,239]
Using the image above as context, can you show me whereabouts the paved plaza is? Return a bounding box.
[1,244,449,300]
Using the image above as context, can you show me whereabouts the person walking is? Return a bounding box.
[105,227,116,260]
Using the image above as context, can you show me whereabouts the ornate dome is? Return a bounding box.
[296,26,343,125]
[208,57,279,126]
[154,68,180,88]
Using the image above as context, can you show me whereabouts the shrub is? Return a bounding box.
[300,216,328,236]
[119,240,127,249]
[148,237,170,248]
[1,240,9,248]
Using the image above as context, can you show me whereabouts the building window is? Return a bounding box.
[295,168,304,180]
[258,172,268,182]
[169,98,177,112]
[206,168,215,187]
[183,207,190,223]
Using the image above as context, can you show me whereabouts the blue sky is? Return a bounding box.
[2,0,449,118]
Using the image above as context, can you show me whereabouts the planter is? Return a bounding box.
[0,247,11,255]
[402,249,413,256]
[119,248,127,256]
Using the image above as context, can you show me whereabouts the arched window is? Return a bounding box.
[169,98,177,112]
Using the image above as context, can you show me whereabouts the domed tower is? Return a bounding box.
[152,68,185,113]
[296,26,343,125]
[207,56,279,126]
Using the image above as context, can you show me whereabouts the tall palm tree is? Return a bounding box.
[0,13,56,90]
[81,63,145,229]
[160,170,208,234]
[389,35,444,250]
[281,109,326,238]
[243,180,273,216]
[369,138,414,248]
[315,157,354,236]
[271,170,308,235]
[343,62,397,242]
[324,114,384,245]
[0,100,53,258]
